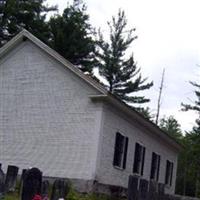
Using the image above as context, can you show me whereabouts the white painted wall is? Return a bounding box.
[0,41,102,180]
[96,103,178,194]
[0,39,179,194]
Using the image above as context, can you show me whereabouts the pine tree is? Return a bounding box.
[181,81,200,197]
[0,0,56,46]
[182,81,200,119]
[137,107,155,121]
[175,134,196,197]
[95,10,153,105]
[159,115,183,141]
[49,0,95,73]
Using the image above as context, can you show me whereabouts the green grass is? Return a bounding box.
[4,191,19,200]
[67,189,114,200]
[3,189,118,200]
[3,183,122,200]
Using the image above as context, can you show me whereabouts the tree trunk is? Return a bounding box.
[109,82,113,93]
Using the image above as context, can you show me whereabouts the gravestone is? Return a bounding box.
[4,165,19,192]
[173,196,181,200]
[138,179,148,200]
[148,180,158,200]
[163,194,172,200]
[18,169,27,195]
[21,168,42,200]
[158,183,165,195]
[109,185,125,198]
[128,175,139,200]
[0,167,5,197]
[42,180,49,198]
[50,179,69,200]
[158,183,165,200]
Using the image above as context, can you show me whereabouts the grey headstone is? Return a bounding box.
[148,180,158,200]
[158,183,165,200]
[18,169,27,196]
[50,179,69,200]
[173,196,181,200]
[21,168,42,200]
[128,175,139,200]
[138,179,148,200]
[42,180,49,198]
[163,194,172,200]
[4,165,19,192]
[158,183,165,195]
[0,167,5,195]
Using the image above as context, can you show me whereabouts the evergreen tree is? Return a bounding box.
[187,129,200,197]
[176,133,196,197]
[0,0,56,46]
[49,0,95,73]
[159,115,183,141]
[182,81,200,112]
[137,107,155,121]
[182,81,200,121]
[95,10,153,105]
[181,81,200,197]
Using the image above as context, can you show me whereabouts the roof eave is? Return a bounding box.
[0,29,107,95]
[90,94,183,152]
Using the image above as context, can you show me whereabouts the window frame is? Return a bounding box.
[165,160,174,186]
[150,152,161,181]
[133,142,146,176]
[113,132,129,170]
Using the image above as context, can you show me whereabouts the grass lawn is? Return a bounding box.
[3,189,119,200]
[4,191,19,200]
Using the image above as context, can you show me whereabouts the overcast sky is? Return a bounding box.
[46,0,200,131]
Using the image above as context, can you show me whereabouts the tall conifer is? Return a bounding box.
[182,81,200,197]
[0,0,56,46]
[49,0,95,73]
[95,10,153,105]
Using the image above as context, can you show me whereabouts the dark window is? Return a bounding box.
[113,132,129,169]
[150,152,161,181]
[133,143,146,175]
[165,160,174,186]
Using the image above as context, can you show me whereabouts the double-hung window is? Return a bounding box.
[165,160,174,186]
[150,152,161,181]
[113,132,129,169]
[133,143,146,175]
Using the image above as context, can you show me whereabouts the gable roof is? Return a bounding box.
[0,29,183,152]
[0,29,107,95]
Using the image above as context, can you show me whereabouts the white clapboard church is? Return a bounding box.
[0,30,182,194]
